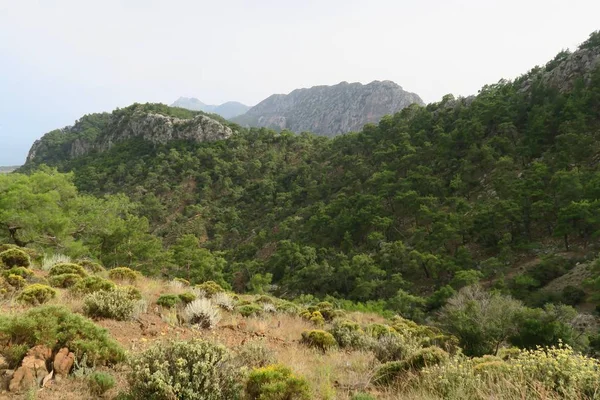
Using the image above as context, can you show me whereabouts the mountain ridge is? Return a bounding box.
[232,80,424,136]
[171,97,250,119]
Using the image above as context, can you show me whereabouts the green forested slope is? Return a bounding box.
[16,32,600,315]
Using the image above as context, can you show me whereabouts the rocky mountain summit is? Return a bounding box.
[171,97,250,119]
[25,104,234,165]
[232,80,424,137]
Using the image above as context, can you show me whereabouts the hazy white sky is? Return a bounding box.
[1,0,599,165]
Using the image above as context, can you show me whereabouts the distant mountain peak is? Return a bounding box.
[171,97,250,119]
[232,80,423,136]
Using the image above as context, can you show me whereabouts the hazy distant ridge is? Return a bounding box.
[171,97,250,119]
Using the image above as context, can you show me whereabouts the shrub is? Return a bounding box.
[246,364,310,400]
[373,333,421,363]
[329,320,372,350]
[178,292,196,304]
[374,361,408,385]
[157,294,181,309]
[2,344,29,368]
[120,285,142,300]
[195,281,225,297]
[182,298,220,329]
[365,323,397,339]
[174,277,190,286]
[262,303,276,313]
[276,300,302,315]
[300,310,325,326]
[403,346,449,371]
[237,303,263,317]
[78,259,105,273]
[71,276,115,295]
[83,289,136,321]
[88,371,115,395]
[17,284,57,305]
[213,292,235,310]
[128,340,240,400]
[108,267,138,282]
[2,267,33,279]
[0,305,124,365]
[234,340,275,368]
[49,263,87,277]
[6,274,26,289]
[301,330,337,352]
[49,273,83,288]
[0,248,30,268]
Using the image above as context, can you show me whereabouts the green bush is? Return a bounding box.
[120,285,142,300]
[328,320,372,350]
[49,263,87,277]
[0,305,124,365]
[2,344,29,368]
[71,276,116,295]
[178,292,196,304]
[374,361,407,385]
[300,330,337,352]
[403,346,449,371]
[365,323,397,339]
[157,294,181,309]
[108,267,139,282]
[300,310,325,326]
[174,277,190,286]
[17,284,57,305]
[6,274,26,289]
[195,281,225,297]
[49,273,83,288]
[128,340,241,400]
[246,364,310,400]
[373,333,421,363]
[78,259,105,273]
[237,303,263,317]
[88,371,116,395]
[0,248,31,268]
[83,289,136,320]
[2,267,33,279]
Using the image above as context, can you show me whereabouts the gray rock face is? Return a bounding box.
[26,105,234,164]
[171,97,251,119]
[521,44,600,93]
[232,80,424,137]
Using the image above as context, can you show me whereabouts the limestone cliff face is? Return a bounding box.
[26,104,234,164]
[232,80,424,137]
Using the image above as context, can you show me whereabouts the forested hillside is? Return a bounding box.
[16,31,600,318]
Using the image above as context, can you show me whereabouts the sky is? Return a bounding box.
[0,0,599,165]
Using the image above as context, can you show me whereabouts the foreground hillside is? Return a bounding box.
[18,31,600,315]
[0,246,598,399]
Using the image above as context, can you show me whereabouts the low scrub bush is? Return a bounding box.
[375,346,448,386]
[88,371,115,395]
[301,330,337,352]
[237,303,263,317]
[108,267,139,282]
[17,284,57,305]
[300,310,325,326]
[157,294,181,309]
[6,274,26,289]
[71,276,115,295]
[128,340,240,399]
[178,292,196,304]
[182,298,220,329]
[329,319,372,350]
[373,333,422,363]
[83,288,137,321]
[49,263,87,277]
[2,267,33,279]
[195,281,225,297]
[41,253,71,271]
[0,306,124,365]
[246,364,310,400]
[78,259,105,273]
[49,273,83,288]
[0,248,30,268]
[365,323,397,339]
[120,285,142,300]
